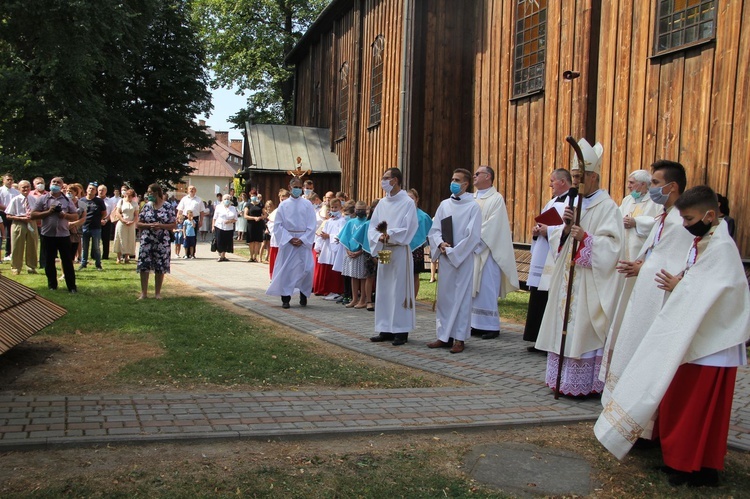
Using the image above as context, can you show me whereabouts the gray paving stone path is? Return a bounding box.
[1,242,748,453]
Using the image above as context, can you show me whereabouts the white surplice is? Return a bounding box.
[600,206,695,399]
[595,221,750,460]
[266,196,317,297]
[367,190,418,334]
[428,192,482,342]
[618,193,662,261]
[527,195,569,291]
[470,188,519,331]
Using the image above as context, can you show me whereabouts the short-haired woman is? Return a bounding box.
[213,193,238,262]
[136,184,176,299]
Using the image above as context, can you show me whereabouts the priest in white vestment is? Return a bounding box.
[368,168,418,346]
[535,139,623,397]
[426,168,482,354]
[523,168,572,349]
[266,178,317,308]
[618,169,661,261]
[469,165,519,340]
[601,161,694,405]
[595,186,749,487]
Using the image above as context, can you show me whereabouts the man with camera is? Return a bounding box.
[30,177,79,293]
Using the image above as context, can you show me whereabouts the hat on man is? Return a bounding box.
[571,138,604,175]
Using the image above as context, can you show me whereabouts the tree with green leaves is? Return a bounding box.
[193,0,329,125]
[0,0,213,192]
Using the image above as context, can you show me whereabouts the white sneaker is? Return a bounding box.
[3,256,10,261]
[324,293,341,301]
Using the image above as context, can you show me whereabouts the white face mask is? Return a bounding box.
[35,184,45,192]
[381,179,394,194]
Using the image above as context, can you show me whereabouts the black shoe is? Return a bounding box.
[370,333,394,342]
[470,328,483,337]
[281,302,290,309]
[668,471,692,486]
[299,294,307,307]
[526,346,543,353]
[69,289,78,294]
[281,296,291,309]
[689,468,719,488]
[481,331,499,339]
[392,334,408,346]
[48,286,57,291]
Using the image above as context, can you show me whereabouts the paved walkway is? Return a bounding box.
[1,242,748,452]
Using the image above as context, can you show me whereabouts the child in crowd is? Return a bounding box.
[173,215,184,258]
[338,200,370,308]
[183,210,198,259]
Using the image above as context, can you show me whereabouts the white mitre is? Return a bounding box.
[571,138,604,175]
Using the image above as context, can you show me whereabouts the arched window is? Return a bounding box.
[337,62,349,139]
[512,0,547,98]
[369,35,385,126]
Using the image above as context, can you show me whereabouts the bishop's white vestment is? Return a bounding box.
[428,192,482,342]
[535,189,623,396]
[367,190,418,334]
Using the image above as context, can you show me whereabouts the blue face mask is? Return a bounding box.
[648,182,672,205]
[450,182,463,196]
[291,187,303,198]
[631,190,642,200]
[49,184,62,194]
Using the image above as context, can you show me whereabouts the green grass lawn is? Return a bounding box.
[4,260,438,390]
[417,274,529,324]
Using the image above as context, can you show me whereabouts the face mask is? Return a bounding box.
[49,184,62,194]
[330,210,340,217]
[450,182,463,196]
[121,190,127,196]
[356,210,367,218]
[381,179,394,194]
[631,190,642,200]
[146,195,156,202]
[685,211,713,237]
[223,200,230,206]
[648,183,672,205]
[250,196,258,203]
[291,187,303,198]
[35,184,45,192]
[304,189,312,196]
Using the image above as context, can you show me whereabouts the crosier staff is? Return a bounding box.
[554,136,586,400]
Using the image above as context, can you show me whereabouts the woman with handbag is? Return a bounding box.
[213,194,238,262]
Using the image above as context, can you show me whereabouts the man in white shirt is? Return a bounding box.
[98,185,118,260]
[176,185,207,257]
[6,180,39,274]
[0,173,21,260]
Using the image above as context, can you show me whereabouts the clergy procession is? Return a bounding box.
[263,135,749,489]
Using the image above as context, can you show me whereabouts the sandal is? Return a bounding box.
[366,303,375,311]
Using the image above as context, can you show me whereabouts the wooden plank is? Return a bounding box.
[610,0,632,199]
[727,1,750,257]
[706,0,742,192]
[498,0,513,199]
[595,0,619,191]
[555,0,575,172]
[679,46,714,185]
[487,0,501,181]
[527,95,544,229]
[655,55,684,167]
[513,103,529,242]
[542,0,562,201]
[625,0,650,179]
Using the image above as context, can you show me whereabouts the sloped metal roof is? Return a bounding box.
[0,276,67,355]
[244,124,340,174]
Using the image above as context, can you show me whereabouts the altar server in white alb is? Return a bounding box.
[618,169,661,261]
[595,186,749,488]
[523,168,572,350]
[426,168,482,354]
[600,160,694,404]
[266,177,317,309]
[469,165,519,340]
[534,138,623,397]
[368,168,418,346]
